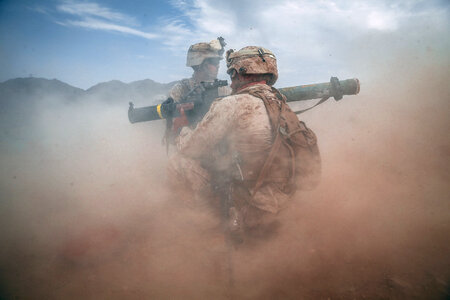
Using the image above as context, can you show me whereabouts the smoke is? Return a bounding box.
[1,20,450,300]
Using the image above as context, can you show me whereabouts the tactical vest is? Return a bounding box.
[238,85,321,196]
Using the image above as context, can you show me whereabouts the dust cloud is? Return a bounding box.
[1,37,450,300]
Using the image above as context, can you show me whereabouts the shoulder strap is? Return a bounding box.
[251,124,282,196]
[243,87,296,196]
[294,96,330,115]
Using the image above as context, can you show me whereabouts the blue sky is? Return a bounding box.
[0,0,448,89]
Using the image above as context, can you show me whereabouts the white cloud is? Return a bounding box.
[162,0,449,85]
[31,5,51,15]
[57,0,136,25]
[367,11,398,31]
[36,0,448,86]
[183,0,236,35]
[159,19,194,47]
[53,1,158,40]
[156,0,236,54]
[65,18,159,39]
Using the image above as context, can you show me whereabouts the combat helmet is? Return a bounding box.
[226,46,278,85]
[186,37,226,67]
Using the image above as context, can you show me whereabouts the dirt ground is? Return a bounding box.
[1,59,449,299]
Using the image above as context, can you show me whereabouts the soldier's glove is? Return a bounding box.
[172,106,189,134]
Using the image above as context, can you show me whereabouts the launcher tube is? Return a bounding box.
[279,78,360,102]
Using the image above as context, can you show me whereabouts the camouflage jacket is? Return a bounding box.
[176,84,292,213]
[168,77,231,103]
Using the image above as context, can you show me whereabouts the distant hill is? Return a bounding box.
[0,77,178,136]
[0,77,178,108]
[85,79,176,104]
[0,78,85,106]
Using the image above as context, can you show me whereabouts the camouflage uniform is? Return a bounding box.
[168,38,229,103]
[168,84,290,214]
[168,46,321,230]
[168,77,230,103]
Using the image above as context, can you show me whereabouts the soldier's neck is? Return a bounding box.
[236,81,267,93]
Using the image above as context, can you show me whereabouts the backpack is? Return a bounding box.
[242,86,321,196]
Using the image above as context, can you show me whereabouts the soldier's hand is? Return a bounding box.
[172,107,189,134]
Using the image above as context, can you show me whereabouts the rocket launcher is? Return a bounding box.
[128,77,360,124]
[279,77,360,103]
[128,79,227,124]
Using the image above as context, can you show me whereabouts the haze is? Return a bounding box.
[0,1,449,299]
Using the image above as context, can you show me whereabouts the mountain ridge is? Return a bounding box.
[0,77,178,92]
[0,77,179,106]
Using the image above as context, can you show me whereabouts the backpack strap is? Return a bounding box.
[294,96,330,115]
[242,87,296,196]
[251,123,283,196]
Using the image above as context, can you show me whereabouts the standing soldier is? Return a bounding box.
[168,46,321,239]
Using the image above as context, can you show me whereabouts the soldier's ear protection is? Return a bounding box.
[228,69,238,79]
[226,49,234,68]
[226,49,237,79]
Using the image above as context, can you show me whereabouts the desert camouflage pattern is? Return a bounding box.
[186,39,224,67]
[168,78,197,103]
[168,83,292,215]
[168,77,231,103]
[226,46,278,85]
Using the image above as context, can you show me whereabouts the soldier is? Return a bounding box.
[164,37,229,143]
[167,46,321,238]
[168,37,229,103]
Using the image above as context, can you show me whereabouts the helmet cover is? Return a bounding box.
[226,46,278,85]
[186,37,226,67]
